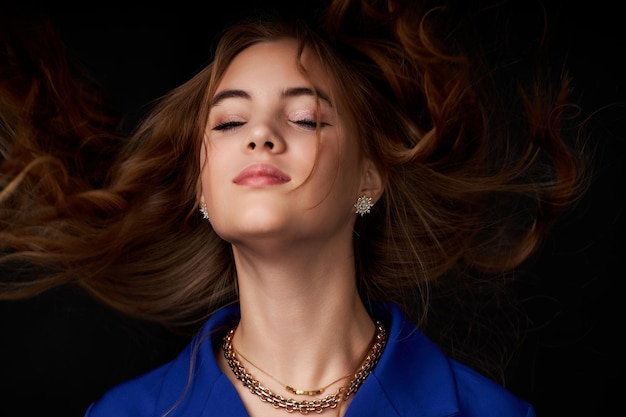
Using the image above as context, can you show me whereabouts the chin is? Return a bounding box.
[216,215,292,241]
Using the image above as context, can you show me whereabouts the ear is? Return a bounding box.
[358,158,385,204]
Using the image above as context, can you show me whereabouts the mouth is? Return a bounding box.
[233,163,291,186]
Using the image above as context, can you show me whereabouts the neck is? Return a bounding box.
[222,319,387,415]
[227,239,376,395]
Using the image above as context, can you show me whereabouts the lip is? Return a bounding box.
[233,163,291,186]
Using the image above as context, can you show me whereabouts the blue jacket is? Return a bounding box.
[85,303,535,417]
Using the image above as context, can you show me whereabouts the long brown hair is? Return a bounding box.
[0,1,588,383]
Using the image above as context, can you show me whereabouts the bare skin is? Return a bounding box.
[201,38,384,416]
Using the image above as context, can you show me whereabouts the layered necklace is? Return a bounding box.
[222,320,387,414]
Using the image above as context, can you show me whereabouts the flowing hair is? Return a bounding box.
[0,0,589,385]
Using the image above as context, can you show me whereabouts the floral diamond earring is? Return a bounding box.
[354,195,373,216]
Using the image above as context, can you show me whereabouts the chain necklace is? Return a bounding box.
[234,347,353,396]
[222,320,387,414]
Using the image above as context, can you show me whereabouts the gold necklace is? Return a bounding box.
[222,320,387,414]
[234,347,352,396]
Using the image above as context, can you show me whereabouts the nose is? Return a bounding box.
[247,140,274,150]
[245,124,286,153]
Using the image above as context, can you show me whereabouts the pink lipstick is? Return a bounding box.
[233,164,291,186]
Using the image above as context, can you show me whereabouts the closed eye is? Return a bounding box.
[294,119,330,130]
[213,121,245,131]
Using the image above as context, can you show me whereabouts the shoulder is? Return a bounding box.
[448,360,536,417]
[84,304,241,417]
[84,335,215,417]
[372,302,535,417]
[84,359,179,417]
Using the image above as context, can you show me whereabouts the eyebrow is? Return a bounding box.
[210,89,250,106]
[210,86,334,107]
[283,87,333,108]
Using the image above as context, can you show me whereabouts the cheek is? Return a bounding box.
[198,145,222,203]
[202,158,221,199]
[319,135,362,189]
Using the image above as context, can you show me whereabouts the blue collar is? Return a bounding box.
[155,302,461,417]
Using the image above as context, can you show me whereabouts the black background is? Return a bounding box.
[1,1,624,416]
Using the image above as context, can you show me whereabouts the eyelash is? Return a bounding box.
[212,119,329,131]
[295,119,326,129]
[212,121,244,131]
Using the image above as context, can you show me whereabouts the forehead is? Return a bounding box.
[216,38,333,93]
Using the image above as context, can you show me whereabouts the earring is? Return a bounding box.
[354,195,373,216]
[199,202,210,221]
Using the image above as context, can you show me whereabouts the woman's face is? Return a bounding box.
[201,38,371,246]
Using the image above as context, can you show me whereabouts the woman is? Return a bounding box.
[0,1,586,416]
